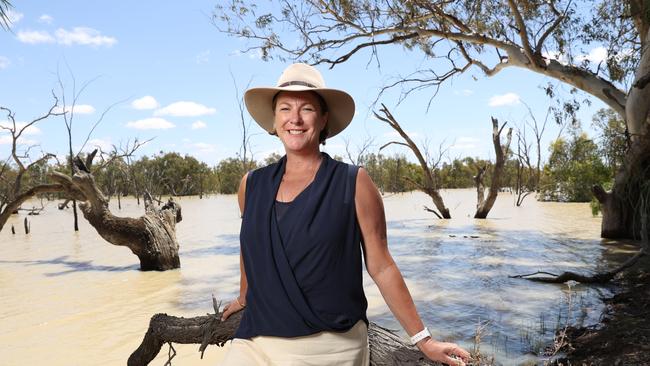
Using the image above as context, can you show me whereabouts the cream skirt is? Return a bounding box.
[218,320,370,366]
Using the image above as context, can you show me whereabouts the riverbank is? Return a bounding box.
[561,255,650,365]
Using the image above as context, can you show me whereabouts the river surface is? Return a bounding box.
[0,190,637,365]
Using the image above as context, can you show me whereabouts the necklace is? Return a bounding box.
[278,158,321,202]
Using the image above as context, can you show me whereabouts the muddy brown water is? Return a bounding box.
[0,190,636,365]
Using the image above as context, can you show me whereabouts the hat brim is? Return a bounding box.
[244,85,355,139]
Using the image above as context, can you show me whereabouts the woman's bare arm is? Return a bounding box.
[355,167,470,365]
[221,173,249,321]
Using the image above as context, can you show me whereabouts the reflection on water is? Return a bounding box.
[0,190,632,365]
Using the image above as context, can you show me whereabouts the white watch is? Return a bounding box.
[410,327,431,345]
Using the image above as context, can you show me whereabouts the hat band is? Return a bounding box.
[278,81,317,88]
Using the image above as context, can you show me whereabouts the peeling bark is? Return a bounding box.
[474,118,512,219]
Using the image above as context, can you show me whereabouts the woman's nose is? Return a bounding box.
[287,109,302,124]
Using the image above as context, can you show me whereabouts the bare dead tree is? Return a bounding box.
[56,65,126,230]
[343,135,375,165]
[0,95,66,232]
[231,70,256,172]
[374,104,450,218]
[474,163,488,209]
[128,297,444,366]
[474,118,512,219]
[95,138,152,206]
[513,126,535,207]
[50,154,182,271]
[213,0,650,240]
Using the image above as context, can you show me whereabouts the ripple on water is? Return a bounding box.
[0,191,621,366]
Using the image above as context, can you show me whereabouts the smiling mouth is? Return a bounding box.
[288,130,305,135]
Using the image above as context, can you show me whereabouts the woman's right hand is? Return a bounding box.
[221,296,246,321]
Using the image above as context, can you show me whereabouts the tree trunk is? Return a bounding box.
[595,27,650,239]
[475,118,512,219]
[594,136,650,239]
[474,165,487,208]
[128,307,439,366]
[50,170,182,271]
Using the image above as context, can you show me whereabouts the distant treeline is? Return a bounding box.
[0,110,624,204]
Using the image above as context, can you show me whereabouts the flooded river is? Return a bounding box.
[0,190,636,365]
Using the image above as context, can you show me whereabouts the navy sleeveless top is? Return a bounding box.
[234,152,368,339]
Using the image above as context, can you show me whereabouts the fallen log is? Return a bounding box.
[129,298,440,366]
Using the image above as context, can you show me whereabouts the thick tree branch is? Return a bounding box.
[507,0,538,67]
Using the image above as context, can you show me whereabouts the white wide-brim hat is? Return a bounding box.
[244,63,355,139]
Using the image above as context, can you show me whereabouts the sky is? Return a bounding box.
[0,1,612,168]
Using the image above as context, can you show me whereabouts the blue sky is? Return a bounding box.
[0,1,610,167]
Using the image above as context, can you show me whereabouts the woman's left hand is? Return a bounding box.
[417,338,472,366]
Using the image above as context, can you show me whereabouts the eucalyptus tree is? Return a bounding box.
[214,0,650,239]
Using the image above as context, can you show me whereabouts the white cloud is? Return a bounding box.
[17,27,117,47]
[131,96,159,110]
[0,56,9,69]
[196,50,210,64]
[231,49,263,59]
[249,49,263,59]
[0,121,42,135]
[576,46,608,64]
[17,30,55,44]
[85,138,112,151]
[488,92,520,107]
[191,120,207,129]
[454,89,474,96]
[154,101,216,117]
[54,104,96,115]
[126,117,175,130]
[7,9,23,24]
[192,142,216,153]
[55,27,117,47]
[38,14,54,24]
[0,135,38,145]
[450,136,480,150]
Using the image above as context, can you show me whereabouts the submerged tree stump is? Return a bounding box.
[128,304,439,366]
[50,164,182,271]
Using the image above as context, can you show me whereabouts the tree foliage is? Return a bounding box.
[539,131,611,202]
[213,0,644,117]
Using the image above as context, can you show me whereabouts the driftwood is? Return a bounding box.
[474,118,512,219]
[129,298,440,366]
[510,248,646,283]
[513,217,649,284]
[48,155,182,271]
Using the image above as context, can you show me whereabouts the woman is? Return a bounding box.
[219,63,470,366]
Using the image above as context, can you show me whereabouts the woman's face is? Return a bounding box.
[273,91,328,153]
